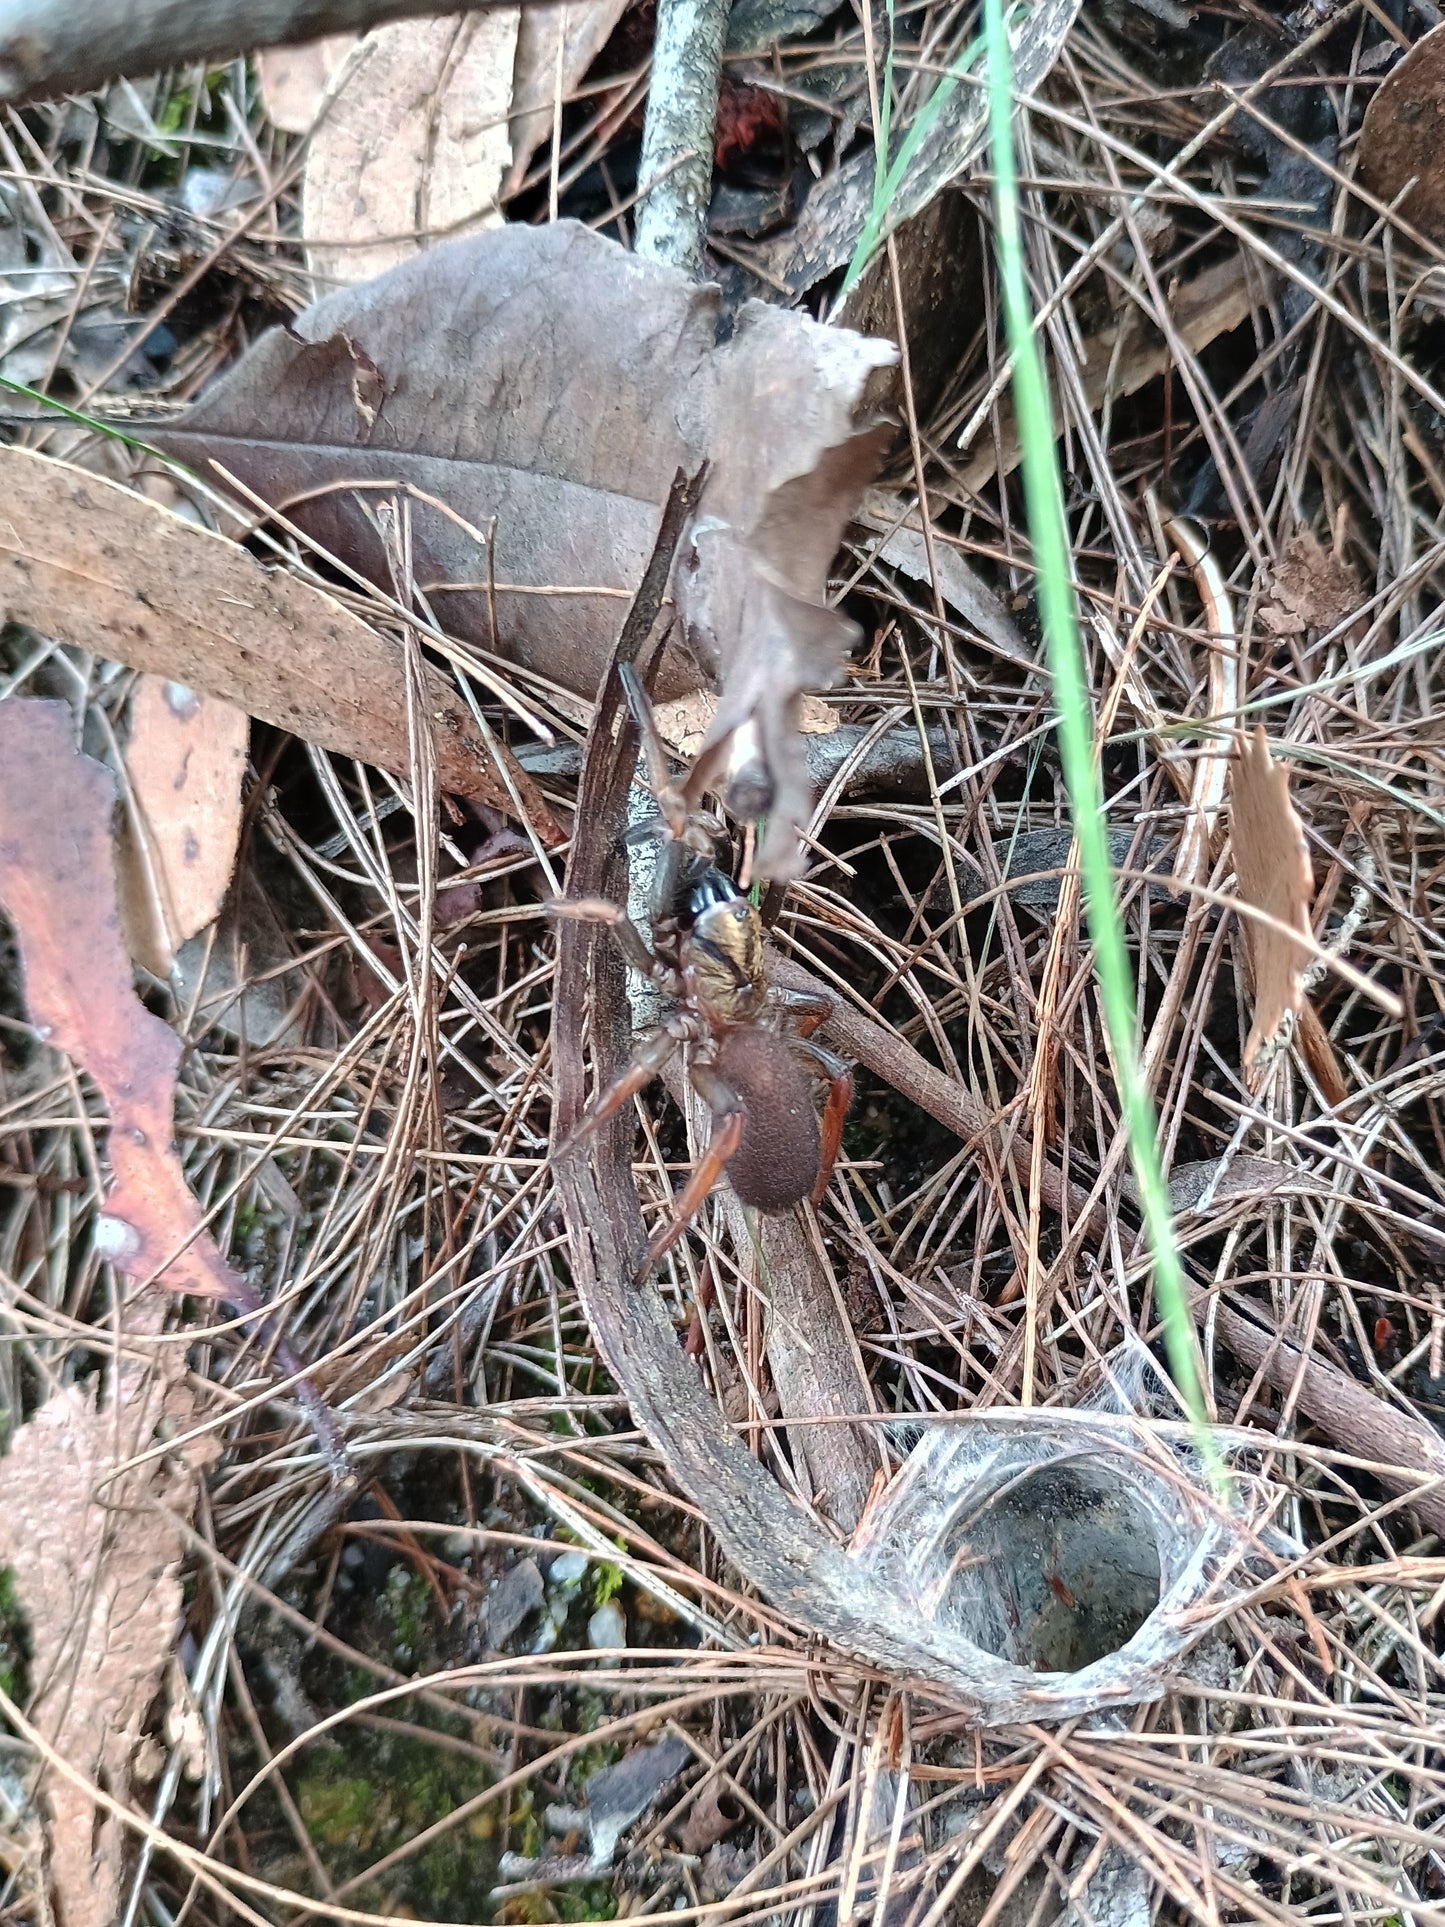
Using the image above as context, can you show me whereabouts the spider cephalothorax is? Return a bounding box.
[556,665,853,1273]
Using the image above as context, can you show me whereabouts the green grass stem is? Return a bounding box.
[981,0,1222,1482]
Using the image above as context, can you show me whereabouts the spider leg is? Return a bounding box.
[548,896,682,992]
[557,1026,681,1158]
[637,1060,746,1273]
[619,661,691,843]
[641,1112,744,1272]
[792,1037,854,1204]
[767,983,835,1041]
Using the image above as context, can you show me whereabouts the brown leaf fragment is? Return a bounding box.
[256,32,357,133]
[150,221,897,873]
[1360,21,1445,243]
[0,1380,197,1927]
[505,0,631,194]
[117,675,248,977]
[0,443,557,836]
[0,698,245,1297]
[302,13,518,285]
[1230,726,1314,1088]
[1259,528,1363,639]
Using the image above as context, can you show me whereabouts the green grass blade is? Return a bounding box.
[841,19,987,299]
[981,0,1222,1480]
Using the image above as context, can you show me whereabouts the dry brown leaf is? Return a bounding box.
[256,32,357,133]
[151,221,896,874]
[0,1383,198,1927]
[302,14,518,286]
[1230,725,1314,1088]
[1259,528,1363,640]
[0,697,252,1298]
[117,676,248,977]
[0,443,557,835]
[1360,21,1445,243]
[505,0,632,194]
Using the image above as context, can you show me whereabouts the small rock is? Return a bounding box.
[549,1549,589,1585]
[485,1557,544,1650]
[588,1601,626,1652]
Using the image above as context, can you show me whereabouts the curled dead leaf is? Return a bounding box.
[150,221,898,875]
[507,0,632,194]
[1259,527,1364,640]
[1230,726,1314,1088]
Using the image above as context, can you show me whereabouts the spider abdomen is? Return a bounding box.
[713,1028,820,1211]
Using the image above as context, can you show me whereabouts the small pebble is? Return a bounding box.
[550,1549,589,1585]
[588,1602,626,1652]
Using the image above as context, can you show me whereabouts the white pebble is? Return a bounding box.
[588,1602,626,1651]
[550,1550,589,1585]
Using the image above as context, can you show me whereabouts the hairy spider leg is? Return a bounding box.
[619,661,690,844]
[794,1038,854,1204]
[558,1024,683,1159]
[767,984,835,1040]
[633,1055,751,1272]
[547,896,684,994]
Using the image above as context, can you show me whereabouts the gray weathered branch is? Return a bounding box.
[0,0,523,103]
[632,0,728,274]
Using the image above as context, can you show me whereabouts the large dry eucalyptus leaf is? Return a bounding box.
[151,221,898,874]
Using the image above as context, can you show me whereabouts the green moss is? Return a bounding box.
[555,1880,619,1920]
[0,1568,29,1702]
[298,1772,373,1846]
[288,1726,497,1921]
[379,1564,434,1666]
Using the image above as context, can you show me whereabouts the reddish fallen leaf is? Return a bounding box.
[117,675,248,977]
[0,443,557,837]
[150,221,897,874]
[1360,21,1445,243]
[0,698,246,1298]
[302,14,518,285]
[0,1381,201,1927]
[1259,528,1363,639]
[1230,726,1314,1089]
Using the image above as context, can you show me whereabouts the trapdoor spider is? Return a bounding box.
[559,665,853,1272]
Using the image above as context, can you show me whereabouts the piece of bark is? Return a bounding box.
[1360,21,1445,245]
[0,1382,201,1927]
[1230,726,1313,1089]
[0,443,557,835]
[0,0,515,104]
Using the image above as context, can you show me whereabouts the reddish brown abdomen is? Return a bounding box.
[714,1028,819,1211]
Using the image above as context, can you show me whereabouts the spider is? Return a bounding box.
[558,665,853,1274]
